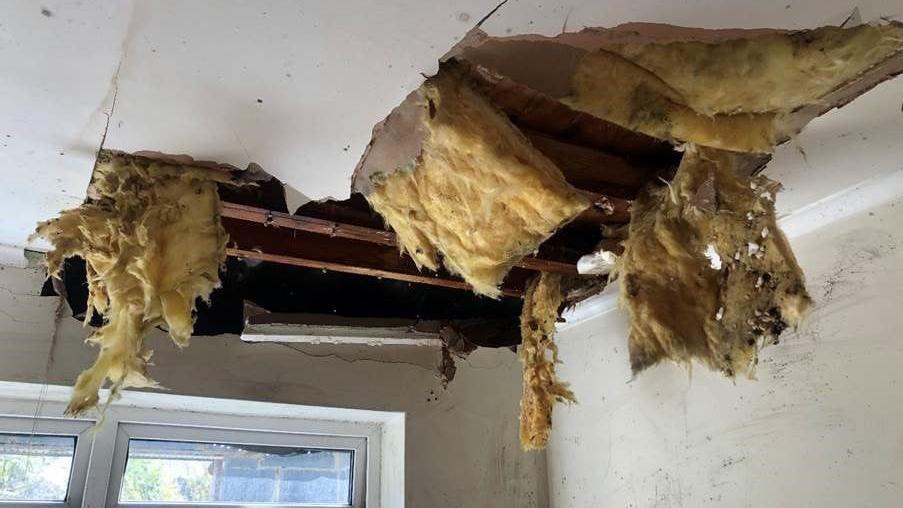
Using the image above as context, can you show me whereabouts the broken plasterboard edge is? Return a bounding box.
[559,168,903,331]
[241,322,443,347]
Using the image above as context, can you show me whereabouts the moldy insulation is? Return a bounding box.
[361,68,590,298]
[602,24,903,115]
[562,23,903,153]
[617,146,812,376]
[33,152,232,414]
[447,22,903,153]
[519,272,574,450]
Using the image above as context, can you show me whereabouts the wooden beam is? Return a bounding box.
[221,201,580,275]
[222,217,528,296]
[580,191,632,221]
[524,129,651,196]
[226,248,523,297]
[460,59,681,167]
[222,202,396,246]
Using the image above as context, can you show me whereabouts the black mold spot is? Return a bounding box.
[625,274,640,298]
[41,7,53,17]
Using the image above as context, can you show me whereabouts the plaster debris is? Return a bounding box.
[32,152,233,415]
[617,146,812,376]
[519,272,574,450]
[437,323,480,387]
[360,67,589,297]
[748,242,761,257]
[704,244,723,270]
[566,23,903,152]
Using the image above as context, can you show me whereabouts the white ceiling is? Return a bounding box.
[1,0,901,251]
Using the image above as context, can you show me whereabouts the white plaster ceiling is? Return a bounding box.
[1,0,901,252]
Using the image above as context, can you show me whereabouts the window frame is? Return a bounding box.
[0,415,95,508]
[0,382,404,508]
[107,422,366,508]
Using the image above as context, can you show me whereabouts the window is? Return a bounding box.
[0,416,93,508]
[0,433,75,501]
[119,439,353,504]
[108,423,365,507]
[0,382,403,507]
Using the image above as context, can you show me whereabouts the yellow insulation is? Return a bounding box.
[567,50,777,152]
[368,71,590,298]
[617,146,812,376]
[567,23,903,152]
[607,24,903,115]
[33,152,231,415]
[519,272,574,450]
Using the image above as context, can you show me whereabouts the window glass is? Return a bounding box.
[0,432,76,501]
[120,439,353,505]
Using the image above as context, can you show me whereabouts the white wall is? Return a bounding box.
[0,264,547,507]
[543,38,903,504]
[546,194,903,507]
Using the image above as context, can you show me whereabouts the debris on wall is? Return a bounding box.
[356,66,590,297]
[32,152,234,414]
[519,272,574,450]
[617,146,812,376]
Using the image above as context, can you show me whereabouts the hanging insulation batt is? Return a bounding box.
[565,23,903,152]
[519,272,574,450]
[33,152,232,415]
[359,68,590,297]
[617,146,812,376]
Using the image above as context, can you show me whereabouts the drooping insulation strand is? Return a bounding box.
[32,152,232,415]
[367,70,590,298]
[566,23,903,152]
[617,146,812,376]
[519,272,575,450]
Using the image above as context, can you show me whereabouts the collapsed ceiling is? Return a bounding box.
[35,20,903,448]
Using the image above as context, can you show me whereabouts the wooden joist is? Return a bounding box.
[221,202,580,276]
[220,212,529,297]
[226,247,526,297]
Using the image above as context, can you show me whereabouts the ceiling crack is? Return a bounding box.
[276,342,435,372]
[474,0,510,30]
[97,58,123,155]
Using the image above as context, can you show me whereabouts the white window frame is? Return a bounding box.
[106,422,366,508]
[0,415,95,508]
[0,382,405,508]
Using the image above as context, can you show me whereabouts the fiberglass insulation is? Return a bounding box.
[566,23,903,152]
[367,71,589,298]
[33,152,230,415]
[519,272,574,450]
[617,146,812,376]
